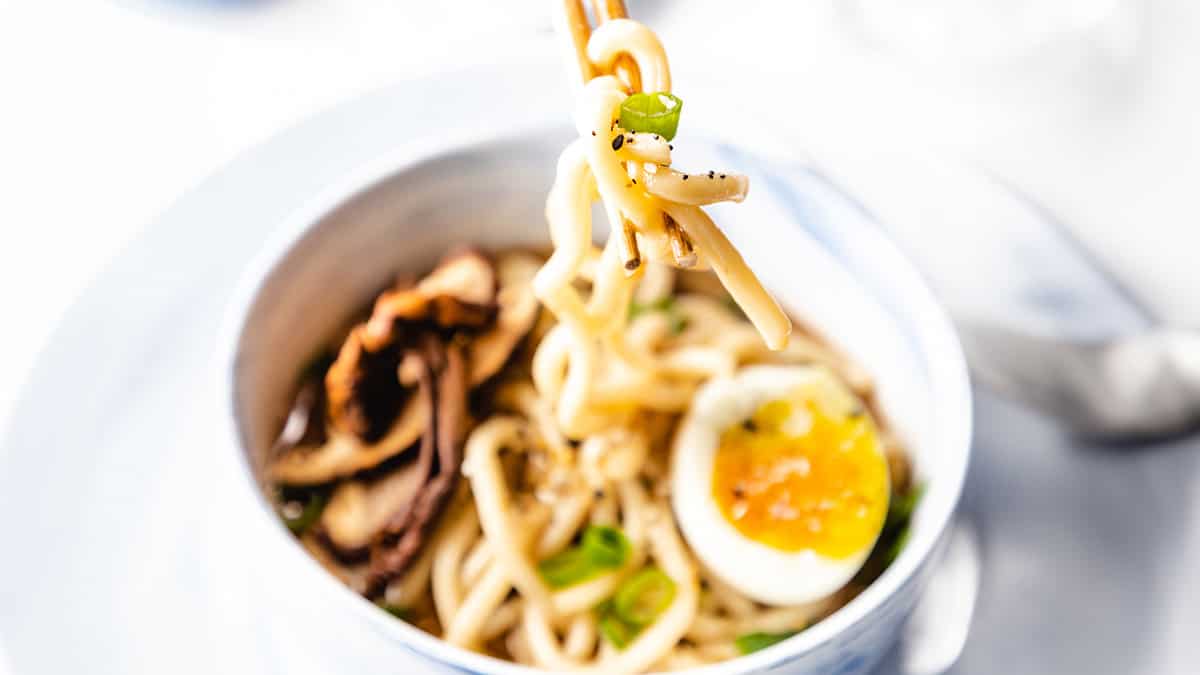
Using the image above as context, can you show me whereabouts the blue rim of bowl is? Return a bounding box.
[216,126,972,675]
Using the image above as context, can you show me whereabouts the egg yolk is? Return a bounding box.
[711,392,889,558]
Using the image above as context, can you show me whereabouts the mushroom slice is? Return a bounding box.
[271,368,328,455]
[367,341,468,596]
[362,287,428,352]
[467,252,543,385]
[320,352,438,553]
[429,295,495,329]
[270,391,428,486]
[417,248,497,307]
[359,249,497,351]
[325,327,405,440]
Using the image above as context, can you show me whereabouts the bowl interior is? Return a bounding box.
[227,127,970,671]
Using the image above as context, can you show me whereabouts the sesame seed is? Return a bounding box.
[668,144,674,150]
[591,131,596,136]
[632,178,637,184]
[612,135,625,151]
[708,171,715,179]
[682,175,689,180]
[720,174,726,179]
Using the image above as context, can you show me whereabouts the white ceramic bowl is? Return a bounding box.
[219,127,971,674]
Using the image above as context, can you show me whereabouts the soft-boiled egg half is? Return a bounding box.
[671,365,890,605]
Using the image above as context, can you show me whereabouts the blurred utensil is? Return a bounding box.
[899,519,980,675]
[962,325,1200,440]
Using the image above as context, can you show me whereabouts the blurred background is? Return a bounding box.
[1,1,1198,674]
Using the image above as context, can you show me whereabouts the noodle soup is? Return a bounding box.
[225,4,968,674]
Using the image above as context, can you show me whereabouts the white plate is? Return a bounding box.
[2,63,1197,675]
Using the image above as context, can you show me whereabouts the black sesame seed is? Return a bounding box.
[720,174,726,179]
[708,171,715,179]
[632,178,637,185]
[612,135,625,151]
[668,144,674,150]
[682,174,689,180]
[591,131,596,136]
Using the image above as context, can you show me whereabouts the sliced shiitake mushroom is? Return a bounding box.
[270,391,428,486]
[302,253,541,553]
[325,327,406,440]
[361,249,498,351]
[320,351,438,553]
[467,252,542,385]
[272,249,537,500]
[366,341,468,596]
[361,287,428,352]
[417,247,496,307]
[271,368,328,455]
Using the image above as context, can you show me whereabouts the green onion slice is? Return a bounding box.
[282,491,327,535]
[886,483,926,530]
[613,567,676,626]
[538,548,597,589]
[539,525,633,589]
[581,526,631,568]
[598,610,639,650]
[619,92,683,141]
[376,602,410,620]
[735,631,798,655]
[628,296,674,319]
[885,525,913,565]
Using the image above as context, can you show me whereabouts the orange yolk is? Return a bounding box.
[711,395,889,558]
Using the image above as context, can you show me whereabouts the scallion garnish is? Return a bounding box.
[593,567,677,650]
[629,296,688,335]
[619,92,683,141]
[734,630,797,655]
[376,602,410,620]
[628,296,674,319]
[882,483,925,564]
[538,525,632,588]
[613,567,676,626]
[582,525,632,568]
[597,604,639,649]
[538,548,596,589]
[885,525,913,565]
[281,491,327,535]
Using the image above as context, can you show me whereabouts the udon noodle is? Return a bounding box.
[268,4,917,674]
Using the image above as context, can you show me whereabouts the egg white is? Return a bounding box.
[671,365,887,606]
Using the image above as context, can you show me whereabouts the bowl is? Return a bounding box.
[217,127,972,674]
